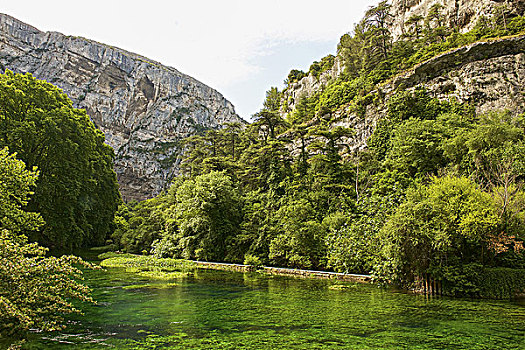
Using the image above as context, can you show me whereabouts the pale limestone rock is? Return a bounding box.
[0,13,244,201]
[282,0,524,114]
[390,0,525,40]
[281,1,524,156]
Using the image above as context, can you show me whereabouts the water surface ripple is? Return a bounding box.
[15,266,525,349]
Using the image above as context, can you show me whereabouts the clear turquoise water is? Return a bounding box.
[9,265,525,349]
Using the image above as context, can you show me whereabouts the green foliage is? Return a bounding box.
[434,264,525,299]
[175,171,242,261]
[235,190,276,262]
[378,176,500,286]
[269,198,325,269]
[243,254,263,269]
[387,88,457,122]
[0,71,121,250]
[0,148,42,234]
[315,78,369,114]
[107,10,525,297]
[326,195,394,274]
[307,55,335,79]
[366,117,395,162]
[385,118,447,177]
[476,267,525,299]
[117,195,170,254]
[286,69,306,85]
[137,270,190,280]
[0,148,94,337]
[0,231,94,336]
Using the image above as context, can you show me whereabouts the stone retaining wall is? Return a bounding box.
[189,260,372,283]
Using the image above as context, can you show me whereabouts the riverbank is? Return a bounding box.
[187,260,371,283]
[98,254,371,283]
[10,256,525,350]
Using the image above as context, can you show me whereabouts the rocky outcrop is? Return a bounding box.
[383,34,525,112]
[282,56,344,113]
[338,34,525,153]
[0,13,243,201]
[282,0,524,116]
[390,0,525,40]
[280,0,524,156]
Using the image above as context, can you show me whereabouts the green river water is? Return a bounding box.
[5,261,525,349]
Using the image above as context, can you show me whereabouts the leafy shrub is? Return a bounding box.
[287,69,307,85]
[0,148,95,337]
[243,254,263,269]
[433,263,483,297]
[0,71,120,250]
[436,264,525,299]
[476,267,525,299]
[151,237,178,258]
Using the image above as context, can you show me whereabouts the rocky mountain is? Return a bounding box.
[390,0,525,39]
[338,34,525,153]
[0,13,244,201]
[283,0,524,114]
[281,0,524,153]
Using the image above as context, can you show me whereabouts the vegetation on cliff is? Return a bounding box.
[113,4,525,297]
[2,2,524,347]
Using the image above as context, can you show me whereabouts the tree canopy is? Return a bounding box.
[0,147,94,337]
[0,71,121,250]
[109,9,525,296]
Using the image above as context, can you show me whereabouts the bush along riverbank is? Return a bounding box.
[429,264,525,299]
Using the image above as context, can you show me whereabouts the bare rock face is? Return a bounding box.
[390,0,525,40]
[0,14,244,201]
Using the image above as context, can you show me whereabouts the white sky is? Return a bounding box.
[3,1,377,120]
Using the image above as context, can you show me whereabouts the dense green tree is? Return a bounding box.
[269,197,325,269]
[105,11,525,290]
[235,190,279,264]
[385,118,447,177]
[326,192,397,274]
[0,71,120,250]
[175,171,242,261]
[377,176,500,286]
[364,1,392,59]
[117,194,170,254]
[286,69,306,85]
[0,148,94,338]
[0,148,41,234]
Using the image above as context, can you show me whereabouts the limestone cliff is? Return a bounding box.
[337,34,525,153]
[281,0,524,156]
[282,0,524,114]
[283,56,345,113]
[0,13,244,201]
[390,0,525,39]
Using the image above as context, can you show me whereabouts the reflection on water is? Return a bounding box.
[9,261,525,349]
